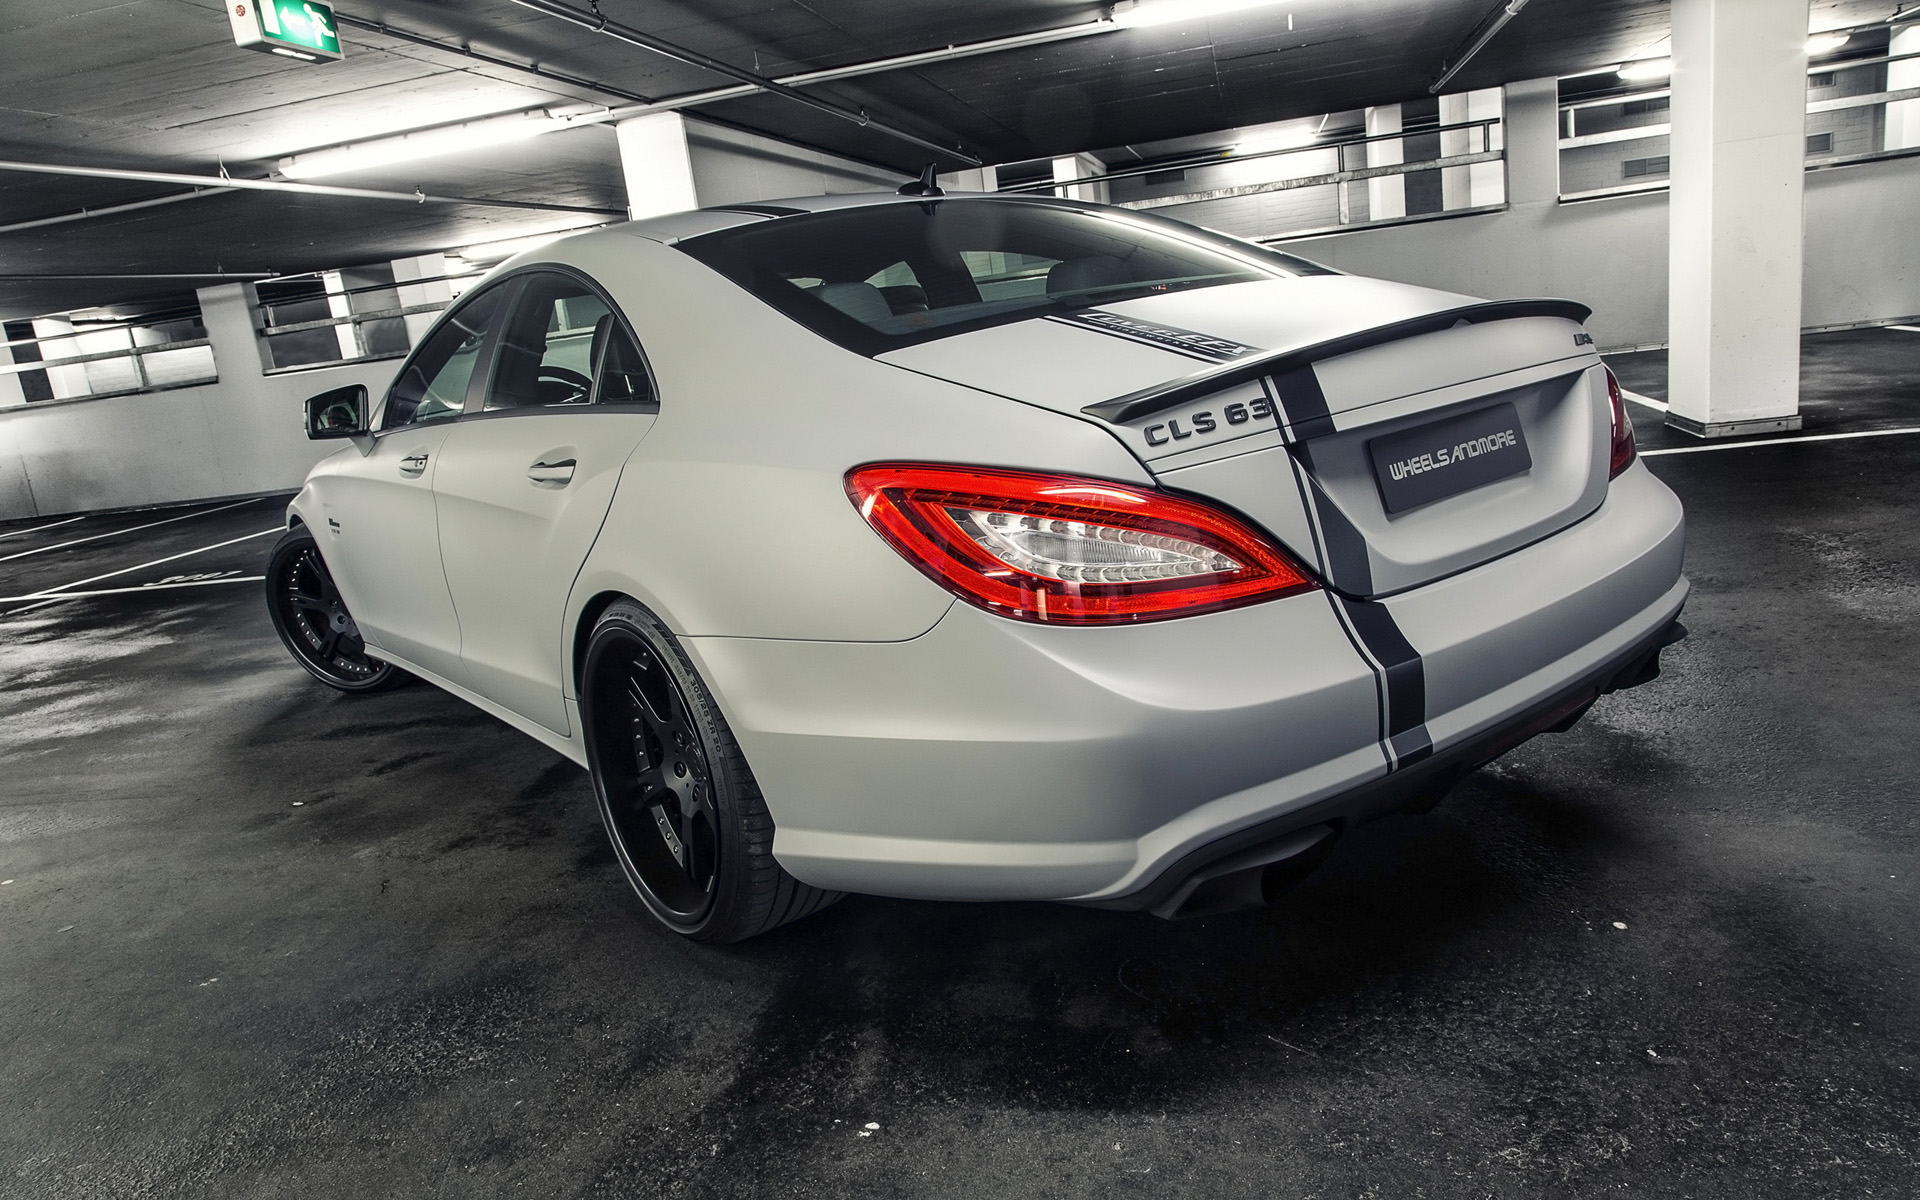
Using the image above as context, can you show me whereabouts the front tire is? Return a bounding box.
[579,599,840,943]
[265,527,408,693]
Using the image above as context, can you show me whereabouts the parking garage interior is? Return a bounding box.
[2,0,1917,1195]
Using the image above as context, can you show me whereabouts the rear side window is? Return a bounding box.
[677,198,1337,356]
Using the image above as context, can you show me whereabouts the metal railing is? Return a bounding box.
[1,304,216,401]
[254,267,484,368]
[1558,47,1920,200]
[1001,117,1508,238]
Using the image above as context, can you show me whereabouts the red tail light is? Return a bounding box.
[1604,365,1637,479]
[846,463,1318,625]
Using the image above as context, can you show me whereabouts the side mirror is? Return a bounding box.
[305,384,369,440]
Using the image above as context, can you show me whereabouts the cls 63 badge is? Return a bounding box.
[1141,395,1277,446]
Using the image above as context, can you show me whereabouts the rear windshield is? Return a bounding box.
[676,198,1337,356]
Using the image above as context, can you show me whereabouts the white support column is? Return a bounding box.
[1365,104,1405,220]
[196,283,263,382]
[616,112,700,219]
[1666,0,1809,438]
[1889,24,1920,151]
[392,253,454,347]
[1439,89,1506,209]
[1052,154,1106,203]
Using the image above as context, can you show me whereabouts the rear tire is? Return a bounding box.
[579,599,841,943]
[264,527,409,693]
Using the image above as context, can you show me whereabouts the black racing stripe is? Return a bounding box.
[1270,364,1337,441]
[1301,472,1372,596]
[1336,596,1427,740]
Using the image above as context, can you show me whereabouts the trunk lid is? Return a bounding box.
[879,275,1610,597]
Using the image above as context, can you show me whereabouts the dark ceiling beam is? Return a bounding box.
[332,12,656,105]
[502,0,982,166]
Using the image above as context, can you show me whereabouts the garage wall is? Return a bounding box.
[1282,78,1920,350]
[0,286,400,521]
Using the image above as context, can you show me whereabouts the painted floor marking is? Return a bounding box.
[0,575,266,606]
[13,527,280,599]
[1621,389,1668,413]
[0,497,266,564]
[1642,426,1920,457]
[0,514,86,543]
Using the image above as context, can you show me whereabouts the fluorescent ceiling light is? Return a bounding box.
[279,110,582,180]
[1805,32,1849,56]
[1231,125,1320,155]
[1112,0,1288,29]
[1617,57,1672,81]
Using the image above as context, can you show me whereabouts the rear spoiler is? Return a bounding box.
[1080,298,1593,425]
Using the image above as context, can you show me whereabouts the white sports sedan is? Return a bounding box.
[270,189,1686,942]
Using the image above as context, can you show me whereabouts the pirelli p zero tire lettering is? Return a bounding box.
[578,599,841,943]
[264,527,409,693]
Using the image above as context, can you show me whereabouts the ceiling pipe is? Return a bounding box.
[0,187,238,235]
[0,160,625,216]
[1429,0,1532,94]
[502,0,983,166]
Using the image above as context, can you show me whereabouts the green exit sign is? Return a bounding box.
[227,0,343,62]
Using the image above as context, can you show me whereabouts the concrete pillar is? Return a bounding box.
[1889,24,1920,151]
[392,253,454,346]
[1439,89,1506,209]
[1665,0,1809,437]
[196,283,264,385]
[947,165,999,193]
[1052,154,1106,203]
[616,112,700,219]
[1365,104,1405,220]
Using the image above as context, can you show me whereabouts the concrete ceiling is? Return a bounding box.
[0,0,1903,319]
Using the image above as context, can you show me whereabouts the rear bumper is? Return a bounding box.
[684,462,1685,905]
[1081,607,1687,916]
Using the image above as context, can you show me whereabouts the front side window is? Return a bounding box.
[677,198,1337,356]
[382,286,506,429]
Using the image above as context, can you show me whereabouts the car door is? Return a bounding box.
[319,282,512,687]
[431,269,661,734]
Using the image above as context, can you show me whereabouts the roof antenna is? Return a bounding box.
[897,163,944,196]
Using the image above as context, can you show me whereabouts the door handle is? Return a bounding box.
[398,452,429,476]
[527,458,576,485]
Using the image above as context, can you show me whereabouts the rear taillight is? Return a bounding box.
[1604,365,1637,479]
[846,463,1318,625]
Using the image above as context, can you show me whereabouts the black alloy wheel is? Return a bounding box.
[579,599,840,942]
[265,527,407,693]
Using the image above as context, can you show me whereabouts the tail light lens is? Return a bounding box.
[1604,365,1637,478]
[846,463,1318,625]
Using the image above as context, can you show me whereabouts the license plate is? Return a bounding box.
[1367,401,1532,515]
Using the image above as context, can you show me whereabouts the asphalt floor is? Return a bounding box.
[1,329,1916,1197]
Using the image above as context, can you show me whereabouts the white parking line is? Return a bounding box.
[1622,389,1668,413]
[0,514,86,543]
[1642,426,1920,456]
[0,575,266,606]
[0,497,266,564]
[12,528,280,599]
